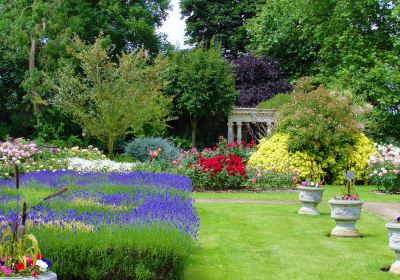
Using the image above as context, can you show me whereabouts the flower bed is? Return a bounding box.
[368,144,400,193]
[0,171,198,280]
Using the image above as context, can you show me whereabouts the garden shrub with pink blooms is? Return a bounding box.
[0,138,106,178]
[368,144,400,193]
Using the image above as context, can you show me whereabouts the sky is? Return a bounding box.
[157,0,190,49]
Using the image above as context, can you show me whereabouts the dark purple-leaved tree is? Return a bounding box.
[232,55,292,107]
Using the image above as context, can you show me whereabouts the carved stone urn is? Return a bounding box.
[297,186,325,215]
[328,199,364,237]
[386,222,400,274]
[0,272,57,280]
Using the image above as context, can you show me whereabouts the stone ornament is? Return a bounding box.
[297,186,325,215]
[386,222,400,274]
[329,199,364,237]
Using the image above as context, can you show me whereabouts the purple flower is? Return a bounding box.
[396,217,400,223]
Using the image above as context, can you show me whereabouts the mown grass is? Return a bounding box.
[193,185,400,202]
[186,202,398,280]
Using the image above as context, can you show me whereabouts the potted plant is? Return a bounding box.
[297,162,325,215]
[0,165,56,279]
[329,171,363,237]
[385,217,400,274]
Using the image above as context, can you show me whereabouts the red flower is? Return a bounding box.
[32,270,39,277]
[15,263,25,271]
[344,196,350,200]
[36,254,42,260]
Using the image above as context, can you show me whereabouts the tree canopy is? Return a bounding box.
[180,0,264,56]
[166,45,237,145]
[54,36,172,157]
[0,0,170,138]
[247,0,400,142]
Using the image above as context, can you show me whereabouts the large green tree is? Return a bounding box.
[0,0,170,138]
[166,45,237,145]
[180,0,264,56]
[54,36,172,158]
[247,0,400,142]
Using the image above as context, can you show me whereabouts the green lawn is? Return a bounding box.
[185,202,399,280]
[193,185,400,202]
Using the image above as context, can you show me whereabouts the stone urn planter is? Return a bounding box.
[328,199,364,237]
[0,272,57,280]
[386,222,400,274]
[297,186,325,215]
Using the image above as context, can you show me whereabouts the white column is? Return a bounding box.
[237,122,243,144]
[227,122,234,143]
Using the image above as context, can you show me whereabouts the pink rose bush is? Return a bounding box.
[368,143,400,193]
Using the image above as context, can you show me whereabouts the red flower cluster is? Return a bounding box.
[198,154,247,178]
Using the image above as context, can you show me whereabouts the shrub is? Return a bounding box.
[256,94,293,110]
[249,132,375,184]
[125,137,179,163]
[276,86,360,155]
[170,137,257,190]
[232,55,292,108]
[368,143,400,193]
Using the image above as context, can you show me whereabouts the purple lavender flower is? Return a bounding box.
[397,216,400,223]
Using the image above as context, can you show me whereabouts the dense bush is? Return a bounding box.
[38,227,190,280]
[125,137,179,163]
[256,94,293,110]
[249,132,375,184]
[276,86,360,155]
[170,138,257,189]
[232,55,292,108]
[368,144,400,193]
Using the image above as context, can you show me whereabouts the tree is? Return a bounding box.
[247,0,400,142]
[0,0,170,138]
[166,45,237,146]
[53,36,172,158]
[180,0,264,57]
[232,55,292,107]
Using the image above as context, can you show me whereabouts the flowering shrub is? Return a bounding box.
[368,144,400,193]
[249,132,375,184]
[67,158,138,173]
[0,139,107,178]
[170,137,256,189]
[189,154,247,190]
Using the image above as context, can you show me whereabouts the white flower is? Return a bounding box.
[66,157,139,173]
[36,260,48,272]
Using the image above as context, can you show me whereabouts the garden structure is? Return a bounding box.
[227,107,276,143]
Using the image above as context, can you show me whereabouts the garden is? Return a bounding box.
[1,0,400,279]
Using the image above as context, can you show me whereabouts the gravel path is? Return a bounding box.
[194,198,400,220]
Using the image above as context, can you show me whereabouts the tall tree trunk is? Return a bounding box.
[29,37,40,128]
[107,138,114,159]
[190,117,198,147]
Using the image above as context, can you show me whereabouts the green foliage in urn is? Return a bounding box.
[53,35,172,158]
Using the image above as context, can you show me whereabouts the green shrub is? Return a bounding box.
[276,86,360,155]
[35,226,192,280]
[125,137,179,162]
[256,94,293,110]
[249,132,375,184]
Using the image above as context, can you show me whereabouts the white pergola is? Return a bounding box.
[227,107,277,143]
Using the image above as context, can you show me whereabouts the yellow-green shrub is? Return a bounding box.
[248,133,325,181]
[249,132,375,184]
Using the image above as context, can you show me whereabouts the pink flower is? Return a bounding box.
[251,178,257,184]
[2,267,12,276]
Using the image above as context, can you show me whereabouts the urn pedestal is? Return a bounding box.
[386,222,400,274]
[297,186,325,215]
[329,199,363,237]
